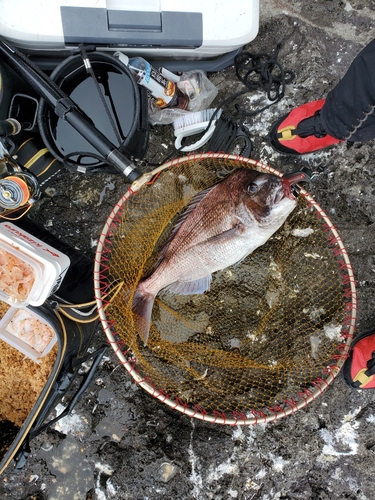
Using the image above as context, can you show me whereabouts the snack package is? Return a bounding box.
[148,69,218,125]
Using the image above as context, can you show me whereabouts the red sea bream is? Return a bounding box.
[133,168,297,344]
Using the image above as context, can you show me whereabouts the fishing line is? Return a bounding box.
[206,43,295,130]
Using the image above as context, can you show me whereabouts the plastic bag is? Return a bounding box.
[148,69,218,126]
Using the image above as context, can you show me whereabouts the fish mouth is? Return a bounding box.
[281,172,310,200]
[274,185,287,204]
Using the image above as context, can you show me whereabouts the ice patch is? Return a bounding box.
[207,459,239,483]
[323,324,342,341]
[188,421,204,499]
[95,462,116,500]
[268,453,289,472]
[106,480,117,497]
[189,424,261,496]
[332,467,342,480]
[310,335,321,358]
[269,259,282,279]
[95,462,115,476]
[95,489,107,500]
[303,307,325,320]
[247,332,267,343]
[255,468,267,479]
[232,426,244,441]
[230,337,241,348]
[98,178,115,205]
[53,404,90,436]
[319,410,360,457]
[206,427,258,484]
[261,488,283,500]
[292,227,314,237]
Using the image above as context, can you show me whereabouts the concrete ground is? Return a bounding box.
[1,0,375,499]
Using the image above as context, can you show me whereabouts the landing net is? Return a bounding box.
[94,154,356,425]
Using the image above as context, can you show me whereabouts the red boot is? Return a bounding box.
[269,99,343,154]
[342,328,375,389]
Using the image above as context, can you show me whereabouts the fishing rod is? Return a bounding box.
[0,38,142,182]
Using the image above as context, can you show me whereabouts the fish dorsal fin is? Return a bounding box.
[165,274,212,295]
[154,184,216,269]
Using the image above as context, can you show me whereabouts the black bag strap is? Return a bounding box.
[365,352,375,376]
[14,345,107,469]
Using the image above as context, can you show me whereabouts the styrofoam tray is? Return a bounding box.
[0,306,57,362]
[0,222,70,307]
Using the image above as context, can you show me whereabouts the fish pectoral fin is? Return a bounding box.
[166,275,212,295]
[233,250,252,267]
[206,225,244,244]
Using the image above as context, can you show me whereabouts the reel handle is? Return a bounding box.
[0,119,22,138]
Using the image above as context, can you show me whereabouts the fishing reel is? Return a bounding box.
[0,117,58,219]
[0,118,39,217]
[0,169,40,212]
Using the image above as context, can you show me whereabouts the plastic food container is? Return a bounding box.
[0,306,57,362]
[0,222,70,307]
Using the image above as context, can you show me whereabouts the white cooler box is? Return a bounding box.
[0,0,259,71]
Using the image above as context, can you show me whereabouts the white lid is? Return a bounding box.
[0,0,259,57]
[0,223,70,307]
[0,306,57,362]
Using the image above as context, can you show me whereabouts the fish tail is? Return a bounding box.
[132,286,155,346]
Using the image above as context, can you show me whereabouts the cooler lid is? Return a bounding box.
[0,0,259,55]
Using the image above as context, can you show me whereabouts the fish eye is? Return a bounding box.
[247,182,259,195]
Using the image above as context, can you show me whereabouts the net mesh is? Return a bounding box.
[97,156,355,420]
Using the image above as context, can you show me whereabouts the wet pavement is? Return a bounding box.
[1,0,375,498]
